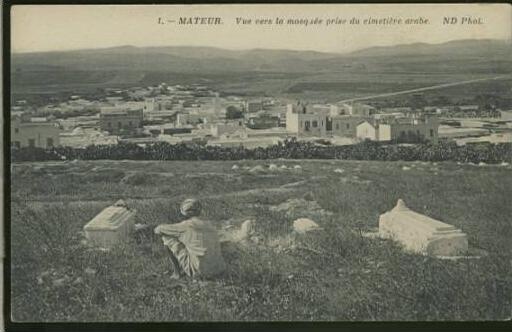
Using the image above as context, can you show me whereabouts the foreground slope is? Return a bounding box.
[10,159,512,321]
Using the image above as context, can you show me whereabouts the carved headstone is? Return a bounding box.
[379,199,468,256]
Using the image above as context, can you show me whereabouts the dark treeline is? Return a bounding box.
[10,139,512,164]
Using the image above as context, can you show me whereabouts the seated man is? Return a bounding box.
[154,198,226,279]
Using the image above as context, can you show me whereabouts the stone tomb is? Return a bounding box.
[379,199,468,256]
[84,200,136,248]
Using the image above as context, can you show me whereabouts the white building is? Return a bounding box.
[286,106,327,137]
[210,121,245,137]
[11,116,62,148]
[356,121,393,141]
[176,113,210,127]
[330,115,365,137]
[286,103,366,137]
[99,107,143,135]
[357,121,379,141]
[356,115,439,143]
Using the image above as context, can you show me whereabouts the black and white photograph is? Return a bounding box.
[5,3,512,323]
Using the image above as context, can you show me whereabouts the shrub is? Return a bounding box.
[11,140,512,164]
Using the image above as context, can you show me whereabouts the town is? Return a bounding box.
[8,3,512,324]
[10,82,512,151]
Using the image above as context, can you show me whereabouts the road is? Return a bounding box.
[338,75,509,104]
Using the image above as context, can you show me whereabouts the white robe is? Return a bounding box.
[155,218,226,277]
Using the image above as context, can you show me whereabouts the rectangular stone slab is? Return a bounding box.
[84,203,136,248]
[379,199,468,256]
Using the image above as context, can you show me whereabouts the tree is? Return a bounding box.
[225,106,243,119]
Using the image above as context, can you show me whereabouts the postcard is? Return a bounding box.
[6,3,512,323]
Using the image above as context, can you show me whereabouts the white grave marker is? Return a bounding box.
[379,199,468,256]
[84,199,136,248]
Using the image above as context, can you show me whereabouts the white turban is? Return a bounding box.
[180,198,202,217]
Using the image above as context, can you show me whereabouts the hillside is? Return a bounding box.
[348,39,512,58]
[10,39,512,95]
[11,46,339,73]
[10,159,512,321]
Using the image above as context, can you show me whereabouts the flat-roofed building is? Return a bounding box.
[357,121,379,141]
[356,121,392,141]
[246,114,280,129]
[360,115,439,143]
[329,115,366,137]
[211,121,245,137]
[356,114,439,143]
[99,107,143,135]
[176,113,207,127]
[286,102,366,137]
[11,116,61,148]
[286,105,327,137]
[386,115,439,143]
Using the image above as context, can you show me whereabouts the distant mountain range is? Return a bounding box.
[12,45,338,73]
[12,39,512,74]
[10,39,512,95]
[348,39,511,58]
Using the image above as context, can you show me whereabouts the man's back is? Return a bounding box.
[157,217,226,277]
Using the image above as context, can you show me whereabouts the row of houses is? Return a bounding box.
[7,103,439,149]
[356,117,439,143]
[285,102,440,143]
[12,98,511,149]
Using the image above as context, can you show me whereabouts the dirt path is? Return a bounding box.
[13,179,308,204]
[338,75,508,103]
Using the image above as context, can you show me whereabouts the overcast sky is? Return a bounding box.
[11,4,512,54]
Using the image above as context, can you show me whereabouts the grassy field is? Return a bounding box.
[10,159,512,321]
